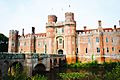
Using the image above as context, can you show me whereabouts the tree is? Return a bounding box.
[0,33,8,52]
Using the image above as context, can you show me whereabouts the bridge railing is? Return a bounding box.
[0,53,25,59]
[0,52,66,59]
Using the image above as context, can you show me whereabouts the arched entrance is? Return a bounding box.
[9,61,23,76]
[32,63,46,76]
[58,49,63,54]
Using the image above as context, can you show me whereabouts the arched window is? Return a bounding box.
[107,47,109,53]
[112,47,114,51]
[86,48,88,53]
[59,38,62,44]
[97,48,100,53]
[96,37,99,42]
[106,37,108,43]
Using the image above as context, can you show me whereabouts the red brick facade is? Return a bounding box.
[8,12,120,64]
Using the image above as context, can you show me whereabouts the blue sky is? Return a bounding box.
[0,0,120,36]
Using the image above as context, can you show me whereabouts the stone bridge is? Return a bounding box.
[0,52,66,78]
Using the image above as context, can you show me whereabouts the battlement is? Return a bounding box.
[9,30,19,35]
[35,33,46,38]
[19,33,46,39]
[65,12,74,22]
[77,28,120,36]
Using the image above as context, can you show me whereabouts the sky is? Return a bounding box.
[0,0,120,37]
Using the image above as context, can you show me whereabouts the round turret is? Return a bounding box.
[48,15,57,23]
[65,12,74,22]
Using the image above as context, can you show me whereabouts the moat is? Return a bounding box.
[0,61,120,80]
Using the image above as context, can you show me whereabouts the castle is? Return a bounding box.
[8,12,120,64]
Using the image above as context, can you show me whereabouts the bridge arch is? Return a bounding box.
[9,61,23,75]
[32,63,46,76]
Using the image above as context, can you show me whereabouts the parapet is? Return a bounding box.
[77,27,120,36]
[35,33,46,38]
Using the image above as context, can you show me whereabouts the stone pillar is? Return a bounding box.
[1,61,9,80]
[45,55,50,71]
[25,54,33,76]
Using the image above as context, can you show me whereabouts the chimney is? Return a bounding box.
[114,25,116,29]
[32,27,35,34]
[98,20,102,27]
[84,26,87,30]
[22,28,24,36]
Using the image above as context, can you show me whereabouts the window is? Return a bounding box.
[56,28,57,33]
[106,37,108,43]
[96,37,99,42]
[59,39,62,44]
[88,38,90,43]
[97,48,100,53]
[86,48,88,53]
[119,50,120,53]
[12,43,14,46]
[45,44,46,53]
[111,38,113,43]
[62,28,64,33]
[76,48,78,53]
[107,47,109,53]
[12,41,14,46]
[112,47,114,51]
[38,42,42,47]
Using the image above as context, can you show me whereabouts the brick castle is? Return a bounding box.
[8,12,120,64]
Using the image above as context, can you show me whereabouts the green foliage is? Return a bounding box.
[8,63,28,80]
[104,65,120,80]
[31,74,47,80]
[92,54,94,61]
[59,72,88,80]
[67,61,98,69]
[0,33,8,52]
[102,62,120,72]
[7,63,48,80]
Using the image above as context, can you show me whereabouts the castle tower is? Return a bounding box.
[8,30,19,52]
[64,12,76,64]
[46,15,57,54]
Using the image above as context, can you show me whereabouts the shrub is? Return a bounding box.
[59,72,88,80]
[31,74,47,80]
[104,65,120,80]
